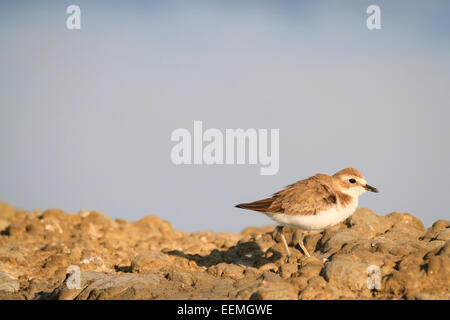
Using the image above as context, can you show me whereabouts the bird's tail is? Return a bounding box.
[235,198,276,213]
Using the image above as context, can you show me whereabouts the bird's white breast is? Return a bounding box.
[270,198,358,231]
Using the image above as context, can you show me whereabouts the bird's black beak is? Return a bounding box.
[364,184,379,193]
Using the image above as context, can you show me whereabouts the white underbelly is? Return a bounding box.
[269,201,358,231]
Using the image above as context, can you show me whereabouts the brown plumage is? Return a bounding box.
[236,167,378,258]
[236,171,355,217]
[333,168,364,179]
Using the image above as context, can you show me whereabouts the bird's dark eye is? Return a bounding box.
[349,179,356,184]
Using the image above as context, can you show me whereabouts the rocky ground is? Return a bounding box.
[0,202,449,300]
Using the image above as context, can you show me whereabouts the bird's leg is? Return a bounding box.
[276,225,291,258]
[298,231,311,257]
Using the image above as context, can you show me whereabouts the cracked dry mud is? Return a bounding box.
[0,202,448,300]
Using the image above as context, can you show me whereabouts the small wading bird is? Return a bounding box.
[236,168,378,257]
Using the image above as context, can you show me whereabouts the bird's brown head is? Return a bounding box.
[333,168,379,196]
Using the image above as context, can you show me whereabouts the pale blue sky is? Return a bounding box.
[1,1,449,232]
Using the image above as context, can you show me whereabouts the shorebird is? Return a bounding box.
[236,168,378,257]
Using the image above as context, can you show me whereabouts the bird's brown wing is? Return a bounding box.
[236,174,337,216]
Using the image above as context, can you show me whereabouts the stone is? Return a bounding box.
[0,271,19,293]
[75,272,170,300]
[298,276,329,299]
[131,250,171,273]
[322,255,374,292]
[249,281,298,300]
[0,201,448,300]
[258,263,278,272]
[346,208,391,234]
[207,263,245,280]
[436,229,450,241]
[279,264,298,279]
[0,202,15,220]
[421,220,450,240]
[0,218,9,232]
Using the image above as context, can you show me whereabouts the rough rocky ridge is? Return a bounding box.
[0,202,448,300]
